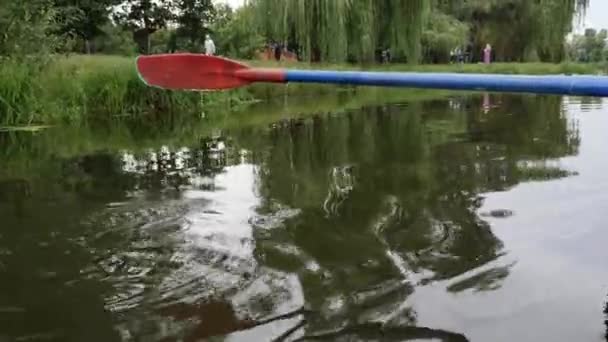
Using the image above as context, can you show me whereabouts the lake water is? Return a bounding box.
[1,93,607,341]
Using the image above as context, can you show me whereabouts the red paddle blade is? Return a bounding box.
[136,53,251,90]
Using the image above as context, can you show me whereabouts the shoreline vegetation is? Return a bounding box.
[0,54,606,127]
[0,88,470,181]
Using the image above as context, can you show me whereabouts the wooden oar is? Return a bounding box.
[136,53,608,97]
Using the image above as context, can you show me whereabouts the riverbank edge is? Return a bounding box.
[0,54,605,126]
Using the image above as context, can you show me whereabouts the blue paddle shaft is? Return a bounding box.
[284,70,608,97]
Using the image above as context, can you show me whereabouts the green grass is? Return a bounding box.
[243,59,607,99]
[0,54,605,126]
[246,59,606,75]
[0,60,39,125]
[0,55,251,126]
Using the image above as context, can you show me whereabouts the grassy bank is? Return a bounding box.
[248,59,607,75]
[246,59,607,98]
[0,54,605,126]
[0,55,258,126]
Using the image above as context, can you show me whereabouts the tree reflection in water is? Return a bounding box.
[86,95,582,340]
[0,94,584,341]
[245,94,579,340]
[605,294,608,341]
[105,95,578,340]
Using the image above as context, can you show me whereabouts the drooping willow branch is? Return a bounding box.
[248,0,588,63]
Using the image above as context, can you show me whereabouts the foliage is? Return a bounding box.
[244,0,587,64]
[535,0,589,61]
[113,0,175,53]
[0,60,40,125]
[53,0,120,44]
[0,0,591,64]
[113,0,174,32]
[0,55,205,125]
[174,0,215,52]
[1,54,605,126]
[212,5,265,59]
[421,11,468,63]
[94,24,139,55]
[567,28,608,63]
[436,0,589,62]
[250,0,430,63]
[149,28,177,53]
[0,0,65,58]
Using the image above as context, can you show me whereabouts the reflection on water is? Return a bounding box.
[605,297,608,341]
[0,94,606,342]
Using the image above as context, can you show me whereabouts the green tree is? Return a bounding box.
[0,0,64,58]
[247,0,586,64]
[250,0,430,63]
[436,0,589,62]
[212,4,264,59]
[53,0,120,53]
[94,23,138,55]
[174,0,215,52]
[566,28,607,62]
[113,0,175,53]
[421,11,469,63]
[149,28,177,53]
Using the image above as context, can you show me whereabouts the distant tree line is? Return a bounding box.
[566,28,608,63]
[250,0,589,63]
[0,0,592,64]
[0,0,217,57]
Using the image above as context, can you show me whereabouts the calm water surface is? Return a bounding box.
[1,93,607,341]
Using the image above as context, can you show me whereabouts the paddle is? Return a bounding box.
[136,53,608,97]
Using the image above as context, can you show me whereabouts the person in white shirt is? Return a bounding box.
[204,34,216,55]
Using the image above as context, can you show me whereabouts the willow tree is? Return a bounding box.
[250,0,430,63]
[535,0,589,61]
[436,0,589,62]
[421,11,469,63]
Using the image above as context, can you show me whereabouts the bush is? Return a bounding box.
[212,5,265,59]
[0,0,65,58]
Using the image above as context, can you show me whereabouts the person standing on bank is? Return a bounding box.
[483,44,492,64]
[204,34,216,56]
[274,41,282,61]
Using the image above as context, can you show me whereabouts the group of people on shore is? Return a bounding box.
[202,34,291,62]
[451,43,493,64]
[204,32,493,65]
